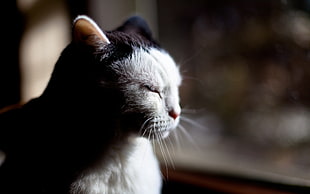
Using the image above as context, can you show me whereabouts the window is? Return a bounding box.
[155,0,310,192]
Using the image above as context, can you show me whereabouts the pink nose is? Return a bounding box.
[169,110,180,120]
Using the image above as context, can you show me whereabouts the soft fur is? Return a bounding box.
[0,15,181,194]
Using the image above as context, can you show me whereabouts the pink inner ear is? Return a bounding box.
[73,15,110,45]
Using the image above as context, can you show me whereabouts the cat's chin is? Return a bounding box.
[159,130,171,139]
[139,128,172,140]
[150,128,174,140]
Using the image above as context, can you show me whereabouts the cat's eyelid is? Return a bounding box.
[144,85,162,98]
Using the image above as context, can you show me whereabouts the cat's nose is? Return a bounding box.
[169,109,180,120]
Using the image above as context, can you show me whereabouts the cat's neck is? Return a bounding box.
[70,137,162,194]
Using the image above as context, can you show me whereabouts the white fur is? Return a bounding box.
[147,48,182,120]
[70,137,162,194]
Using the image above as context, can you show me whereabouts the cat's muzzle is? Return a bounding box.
[141,116,176,140]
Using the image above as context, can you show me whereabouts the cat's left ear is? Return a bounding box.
[73,15,110,46]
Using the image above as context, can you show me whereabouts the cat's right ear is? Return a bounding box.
[116,16,153,40]
[73,15,110,46]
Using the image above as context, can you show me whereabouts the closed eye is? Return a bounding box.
[144,85,162,98]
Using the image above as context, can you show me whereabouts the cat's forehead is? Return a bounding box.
[124,47,181,87]
[113,47,181,89]
[146,48,182,86]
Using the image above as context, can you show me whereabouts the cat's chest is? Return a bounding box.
[70,137,162,194]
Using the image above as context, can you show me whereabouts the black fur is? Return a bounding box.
[0,16,160,194]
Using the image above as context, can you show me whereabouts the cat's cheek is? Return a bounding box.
[148,94,163,112]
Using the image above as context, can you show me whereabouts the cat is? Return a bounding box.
[0,15,181,194]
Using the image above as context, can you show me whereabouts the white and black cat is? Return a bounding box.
[0,15,181,194]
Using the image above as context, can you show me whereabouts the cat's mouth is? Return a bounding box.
[140,116,177,140]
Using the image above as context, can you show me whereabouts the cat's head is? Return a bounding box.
[57,15,181,139]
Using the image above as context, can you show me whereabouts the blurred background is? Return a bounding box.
[2,0,310,193]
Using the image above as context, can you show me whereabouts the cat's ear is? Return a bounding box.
[116,16,153,40]
[73,15,110,46]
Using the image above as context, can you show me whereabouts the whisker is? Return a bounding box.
[181,107,207,114]
[181,75,202,83]
[163,136,175,170]
[181,108,199,114]
[154,136,165,182]
[180,116,206,130]
[178,124,200,151]
[171,129,182,151]
[139,118,153,136]
[159,136,167,168]
[157,132,169,178]
[140,133,154,167]
[178,45,207,67]
[150,130,155,150]
[141,127,149,138]
[166,135,176,157]
[161,134,172,179]
[147,126,153,142]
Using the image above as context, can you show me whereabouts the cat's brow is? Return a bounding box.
[147,48,180,87]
